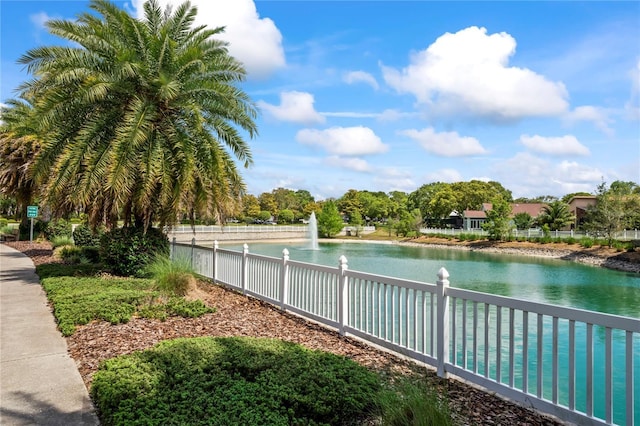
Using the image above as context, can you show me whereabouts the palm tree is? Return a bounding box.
[0,99,42,227]
[18,0,258,230]
[537,200,575,231]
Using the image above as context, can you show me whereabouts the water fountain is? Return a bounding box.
[307,212,319,250]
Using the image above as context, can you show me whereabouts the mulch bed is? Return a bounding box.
[4,241,562,425]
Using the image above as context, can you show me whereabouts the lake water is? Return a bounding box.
[222,241,640,317]
[218,240,640,425]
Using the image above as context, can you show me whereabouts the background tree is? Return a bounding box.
[337,189,363,223]
[278,209,294,224]
[241,194,261,221]
[258,193,278,220]
[427,186,458,227]
[20,0,257,230]
[349,210,364,236]
[537,200,575,231]
[583,181,637,245]
[394,208,422,237]
[482,197,513,240]
[317,200,343,238]
[512,212,534,230]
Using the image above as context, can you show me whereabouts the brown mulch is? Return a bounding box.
[4,241,561,426]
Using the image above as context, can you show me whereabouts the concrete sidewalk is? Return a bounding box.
[0,243,99,425]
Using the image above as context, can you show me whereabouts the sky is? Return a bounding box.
[1,0,639,201]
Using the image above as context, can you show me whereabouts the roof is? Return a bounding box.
[463,209,487,219]
[511,203,547,217]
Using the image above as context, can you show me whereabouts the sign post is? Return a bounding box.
[27,206,38,243]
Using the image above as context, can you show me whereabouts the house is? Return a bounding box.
[462,202,548,230]
[567,195,597,228]
[462,203,492,230]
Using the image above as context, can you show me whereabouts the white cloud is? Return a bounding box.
[258,91,325,125]
[400,127,488,157]
[625,59,640,120]
[296,126,389,156]
[30,11,55,29]
[132,0,285,78]
[325,156,372,172]
[423,168,464,183]
[343,71,379,90]
[564,106,614,136]
[494,152,603,196]
[373,168,417,193]
[381,26,569,121]
[520,134,590,156]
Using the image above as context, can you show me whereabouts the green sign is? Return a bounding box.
[27,205,38,218]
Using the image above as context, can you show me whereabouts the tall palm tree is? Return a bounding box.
[537,200,575,231]
[0,99,42,227]
[18,0,258,230]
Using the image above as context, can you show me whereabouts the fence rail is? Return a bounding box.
[172,239,639,426]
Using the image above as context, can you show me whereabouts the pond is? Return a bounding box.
[221,241,640,318]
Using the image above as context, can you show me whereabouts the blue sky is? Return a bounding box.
[1,0,639,201]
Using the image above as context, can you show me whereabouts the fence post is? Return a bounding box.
[171,237,176,261]
[190,238,195,269]
[338,255,349,335]
[280,248,290,310]
[437,267,450,378]
[213,240,218,282]
[241,244,249,295]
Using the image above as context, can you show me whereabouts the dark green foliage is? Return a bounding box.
[91,337,381,426]
[100,227,169,277]
[73,223,103,247]
[81,246,101,263]
[36,262,103,278]
[44,218,73,240]
[317,201,344,238]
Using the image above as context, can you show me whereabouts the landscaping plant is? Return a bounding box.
[91,336,382,426]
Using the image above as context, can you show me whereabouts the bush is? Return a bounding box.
[44,219,73,240]
[0,218,7,227]
[580,237,594,248]
[51,235,74,248]
[91,336,381,426]
[54,245,84,263]
[80,246,101,263]
[73,223,103,247]
[100,227,169,277]
[145,256,196,296]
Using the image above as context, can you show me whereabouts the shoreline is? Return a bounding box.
[323,237,640,274]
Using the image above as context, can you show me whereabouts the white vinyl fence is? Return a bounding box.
[421,228,640,241]
[171,239,639,426]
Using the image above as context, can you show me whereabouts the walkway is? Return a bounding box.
[0,244,98,425]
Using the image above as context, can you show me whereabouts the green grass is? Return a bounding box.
[50,235,74,248]
[376,377,453,426]
[38,263,214,336]
[144,255,197,296]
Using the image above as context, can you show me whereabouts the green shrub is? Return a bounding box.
[377,378,453,426]
[564,237,577,245]
[80,246,101,263]
[36,262,103,278]
[51,235,74,248]
[91,337,381,426]
[100,226,169,277]
[0,218,7,227]
[57,245,84,263]
[73,223,103,247]
[145,256,197,296]
[580,237,594,248]
[44,219,72,240]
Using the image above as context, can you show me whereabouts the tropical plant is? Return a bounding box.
[0,99,42,228]
[100,226,169,276]
[19,0,258,231]
[537,200,574,231]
